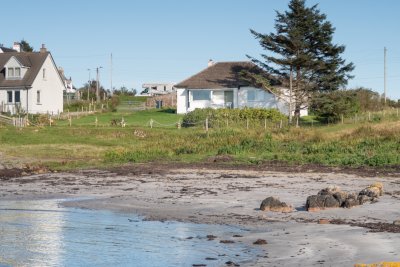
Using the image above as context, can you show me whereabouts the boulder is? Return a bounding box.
[359,182,384,198]
[260,197,293,213]
[344,194,359,208]
[306,194,340,212]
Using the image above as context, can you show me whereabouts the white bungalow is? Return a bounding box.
[175,60,307,116]
[0,43,64,114]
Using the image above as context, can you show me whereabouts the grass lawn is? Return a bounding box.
[1,109,400,170]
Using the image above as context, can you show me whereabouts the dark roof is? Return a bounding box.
[0,47,17,53]
[0,52,49,88]
[175,61,269,89]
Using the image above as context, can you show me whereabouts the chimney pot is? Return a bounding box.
[40,44,47,53]
[208,59,215,67]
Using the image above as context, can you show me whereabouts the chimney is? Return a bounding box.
[13,42,21,52]
[40,44,47,53]
[208,59,215,67]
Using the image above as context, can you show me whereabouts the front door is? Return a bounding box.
[224,91,233,108]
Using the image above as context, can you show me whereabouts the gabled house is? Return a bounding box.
[175,61,304,115]
[0,44,65,115]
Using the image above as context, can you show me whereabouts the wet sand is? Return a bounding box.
[1,165,400,266]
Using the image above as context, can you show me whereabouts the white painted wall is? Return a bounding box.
[175,86,308,116]
[176,88,188,114]
[28,55,64,114]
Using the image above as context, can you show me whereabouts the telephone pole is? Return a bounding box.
[96,66,102,103]
[87,69,91,101]
[110,53,113,95]
[384,47,387,105]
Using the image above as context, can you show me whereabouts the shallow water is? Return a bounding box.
[0,199,257,267]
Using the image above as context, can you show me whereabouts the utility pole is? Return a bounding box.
[110,53,113,95]
[384,47,387,105]
[96,67,102,103]
[87,69,91,101]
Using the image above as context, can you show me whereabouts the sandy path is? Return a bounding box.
[1,167,400,266]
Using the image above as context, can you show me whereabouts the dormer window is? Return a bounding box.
[6,67,21,79]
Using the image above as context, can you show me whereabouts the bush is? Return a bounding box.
[311,90,360,123]
[182,108,286,127]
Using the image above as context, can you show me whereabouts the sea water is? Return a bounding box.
[0,199,256,267]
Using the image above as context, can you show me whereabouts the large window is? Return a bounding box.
[192,90,211,101]
[15,91,20,103]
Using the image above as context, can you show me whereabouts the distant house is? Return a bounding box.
[175,60,306,116]
[141,83,175,96]
[58,67,77,101]
[0,46,16,53]
[0,43,64,115]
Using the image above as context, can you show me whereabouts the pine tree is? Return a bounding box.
[248,0,354,122]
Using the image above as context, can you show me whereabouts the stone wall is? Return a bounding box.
[146,93,177,108]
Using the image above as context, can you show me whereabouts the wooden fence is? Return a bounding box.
[0,115,28,127]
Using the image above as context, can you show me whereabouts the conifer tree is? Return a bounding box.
[248,0,354,122]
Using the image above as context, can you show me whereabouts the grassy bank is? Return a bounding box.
[1,109,400,170]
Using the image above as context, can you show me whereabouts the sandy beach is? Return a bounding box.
[1,164,400,266]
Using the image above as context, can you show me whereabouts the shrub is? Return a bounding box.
[182,108,286,127]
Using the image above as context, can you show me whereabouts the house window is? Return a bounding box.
[15,91,20,103]
[43,68,46,79]
[15,67,21,77]
[247,90,256,101]
[192,90,211,101]
[37,90,41,104]
[247,90,265,101]
[164,86,166,91]
[8,68,14,78]
[7,91,12,103]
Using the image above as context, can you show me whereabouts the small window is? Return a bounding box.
[37,90,41,104]
[7,91,12,103]
[164,86,166,91]
[15,67,21,77]
[15,91,20,103]
[192,90,211,101]
[43,68,46,79]
[247,90,265,101]
[247,90,256,101]
[8,68,14,77]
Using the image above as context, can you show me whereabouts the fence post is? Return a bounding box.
[246,118,249,130]
[121,117,125,127]
[279,119,283,129]
[68,117,72,127]
[264,118,267,130]
[205,117,209,134]
[296,116,299,128]
[95,116,98,127]
[150,119,153,129]
[49,116,52,127]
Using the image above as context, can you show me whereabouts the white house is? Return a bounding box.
[175,61,307,116]
[141,83,175,96]
[0,44,65,115]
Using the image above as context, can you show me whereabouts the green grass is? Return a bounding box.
[2,109,400,170]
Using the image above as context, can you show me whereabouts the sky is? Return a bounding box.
[1,0,400,99]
